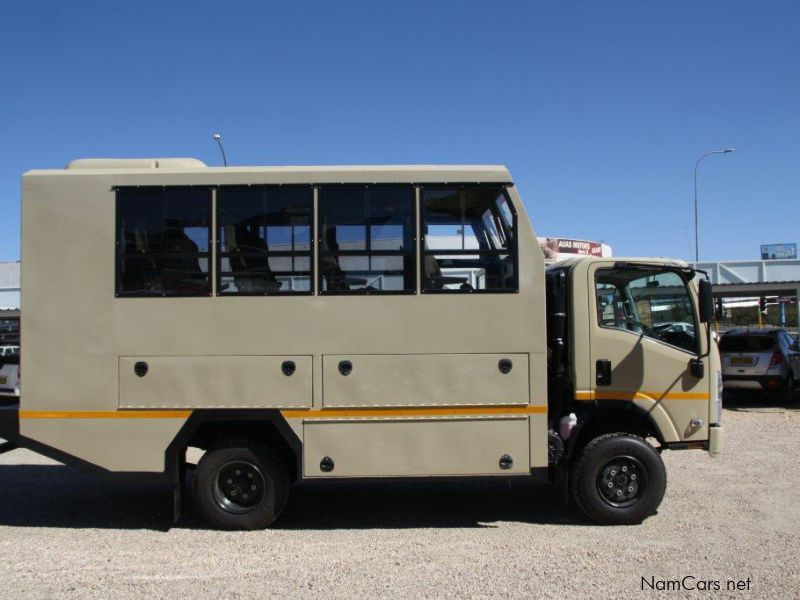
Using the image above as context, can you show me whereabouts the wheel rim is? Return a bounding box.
[596,455,648,508]
[212,461,267,515]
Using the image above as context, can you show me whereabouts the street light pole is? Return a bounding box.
[213,133,228,167]
[694,148,734,263]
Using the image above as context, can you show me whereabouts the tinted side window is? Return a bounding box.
[117,187,211,296]
[318,185,415,293]
[422,186,517,292]
[217,186,313,294]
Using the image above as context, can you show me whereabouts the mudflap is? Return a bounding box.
[172,482,182,524]
[554,461,570,504]
[172,449,189,524]
[0,404,20,448]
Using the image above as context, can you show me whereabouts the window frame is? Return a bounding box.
[594,266,701,355]
[215,184,315,297]
[115,181,521,299]
[115,185,213,298]
[316,184,417,296]
[420,184,519,294]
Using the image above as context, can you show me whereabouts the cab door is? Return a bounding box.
[587,262,710,443]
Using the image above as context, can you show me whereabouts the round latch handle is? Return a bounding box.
[320,456,335,472]
[134,361,148,377]
[499,454,514,470]
[281,360,296,376]
[498,358,513,374]
[338,360,353,376]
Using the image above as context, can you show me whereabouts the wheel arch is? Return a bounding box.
[567,400,668,459]
[168,410,301,484]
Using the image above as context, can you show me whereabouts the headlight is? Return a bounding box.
[711,370,723,425]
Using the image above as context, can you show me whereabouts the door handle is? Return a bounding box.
[596,359,612,386]
[689,357,704,378]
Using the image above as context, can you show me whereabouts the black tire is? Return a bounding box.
[193,440,289,530]
[777,374,794,405]
[571,433,666,525]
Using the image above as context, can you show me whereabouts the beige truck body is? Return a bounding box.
[16,159,719,482]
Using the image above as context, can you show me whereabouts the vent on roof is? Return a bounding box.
[65,158,207,170]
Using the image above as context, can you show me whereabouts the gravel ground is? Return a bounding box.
[0,396,798,599]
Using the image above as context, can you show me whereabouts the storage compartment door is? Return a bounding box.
[119,355,312,409]
[322,353,529,407]
[303,417,530,477]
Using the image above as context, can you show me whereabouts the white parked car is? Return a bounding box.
[719,328,800,403]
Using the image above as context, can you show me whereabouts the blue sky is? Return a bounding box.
[1,1,797,262]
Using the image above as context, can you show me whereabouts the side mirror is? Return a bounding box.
[698,279,714,323]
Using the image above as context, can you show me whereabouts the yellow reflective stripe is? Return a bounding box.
[282,405,547,419]
[575,391,709,401]
[19,406,546,420]
[19,396,704,419]
[20,410,192,419]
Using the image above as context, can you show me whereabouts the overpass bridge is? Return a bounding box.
[692,258,800,330]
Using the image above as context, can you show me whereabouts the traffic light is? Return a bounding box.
[759,297,767,314]
[715,298,724,321]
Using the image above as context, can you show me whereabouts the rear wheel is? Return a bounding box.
[193,440,289,530]
[571,433,666,525]
[778,373,794,404]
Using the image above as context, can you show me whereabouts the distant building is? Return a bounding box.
[0,261,20,311]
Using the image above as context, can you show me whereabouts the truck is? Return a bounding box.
[0,158,723,529]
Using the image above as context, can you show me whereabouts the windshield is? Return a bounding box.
[595,267,698,353]
[719,335,775,353]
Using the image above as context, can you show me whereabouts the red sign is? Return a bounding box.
[539,238,604,261]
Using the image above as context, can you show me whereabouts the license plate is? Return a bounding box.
[0,376,6,385]
[731,356,754,365]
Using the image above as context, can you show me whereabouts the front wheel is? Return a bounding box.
[193,440,289,530]
[570,433,666,525]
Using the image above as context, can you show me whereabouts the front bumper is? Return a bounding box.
[708,425,723,458]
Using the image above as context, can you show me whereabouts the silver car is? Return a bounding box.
[719,328,800,403]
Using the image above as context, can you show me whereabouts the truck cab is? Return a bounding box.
[546,257,723,523]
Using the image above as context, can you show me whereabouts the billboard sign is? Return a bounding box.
[538,237,611,263]
[760,243,797,260]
